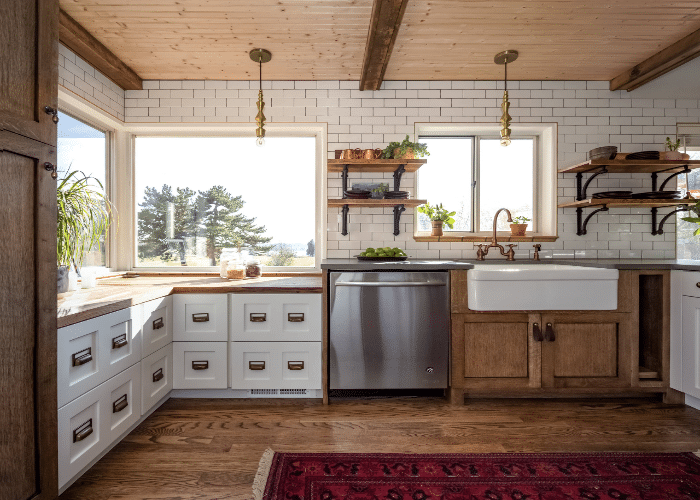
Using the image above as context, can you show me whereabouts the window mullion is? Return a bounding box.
[473,137,480,233]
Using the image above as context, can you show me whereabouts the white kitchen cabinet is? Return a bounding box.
[173,294,228,342]
[173,341,228,389]
[58,307,141,408]
[680,295,700,400]
[141,296,173,358]
[141,343,173,414]
[230,293,321,342]
[230,341,321,390]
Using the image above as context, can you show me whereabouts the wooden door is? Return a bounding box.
[540,313,632,389]
[0,0,59,146]
[681,296,700,399]
[1,0,59,499]
[452,313,541,391]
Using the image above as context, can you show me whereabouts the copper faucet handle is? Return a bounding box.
[505,244,517,261]
[532,244,541,261]
[476,244,487,261]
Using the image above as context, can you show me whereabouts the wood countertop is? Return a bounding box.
[57,275,322,328]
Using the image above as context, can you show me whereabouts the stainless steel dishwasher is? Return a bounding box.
[329,271,449,389]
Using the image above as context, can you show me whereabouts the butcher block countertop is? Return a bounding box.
[57,274,323,328]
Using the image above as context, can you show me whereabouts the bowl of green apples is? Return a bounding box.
[356,247,408,261]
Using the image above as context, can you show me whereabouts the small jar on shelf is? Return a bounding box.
[245,258,262,278]
[227,261,246,280]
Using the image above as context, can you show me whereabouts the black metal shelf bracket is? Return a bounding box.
[341,164,349,197]
[341,204,349,236]
[576,205,609,235]
[576,167,608,201]
[652,205,695,235]
[657,165,691,192]
[393,204,406,236]
[393,164,406,191]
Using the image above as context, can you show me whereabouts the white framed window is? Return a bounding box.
[675,124,700,260]
[128,124,327,272]
[415,123,558,239]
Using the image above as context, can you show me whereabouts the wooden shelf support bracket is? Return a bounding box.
[393,204,406,236]
[577,205,609,236]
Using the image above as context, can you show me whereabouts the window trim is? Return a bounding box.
[126,123,327,272]
[414,122,558,241]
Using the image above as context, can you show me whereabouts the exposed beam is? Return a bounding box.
[359,0,409,91]
[59,9,142,91]
[610,27,700,92]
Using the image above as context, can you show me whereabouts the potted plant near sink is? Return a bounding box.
[510,215,530,236]
[417,202,456,237]
[57,171,113,293]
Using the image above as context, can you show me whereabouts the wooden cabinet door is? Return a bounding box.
[0,0,59,146]
[540,313,632,389]
[681,296,700,399]
[452,313,541,391]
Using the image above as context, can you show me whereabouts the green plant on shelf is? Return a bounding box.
[666,137,681,152]
[512,215,531,225]
[681,200,700,235]
[381,135,430,159]
[417,202,456,229]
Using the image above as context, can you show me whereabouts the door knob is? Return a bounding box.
[44,106,59,124]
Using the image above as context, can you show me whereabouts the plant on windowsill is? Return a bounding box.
[663,137,690,161]
[417,202,456,237]
[382,135,430,160]
[57,171,113,293]
[510,215,530,237]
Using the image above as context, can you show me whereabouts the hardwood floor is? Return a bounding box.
[60,396,700,500]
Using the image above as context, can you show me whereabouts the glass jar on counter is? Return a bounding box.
[245,259,262,278]
[227,261,246,280]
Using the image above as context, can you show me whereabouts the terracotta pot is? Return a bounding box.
[431,220,443,237]
[662,151,690,161]
[510,223,528,237]
[393,147,415,160]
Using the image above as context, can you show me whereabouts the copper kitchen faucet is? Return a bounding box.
[475,208,517,261]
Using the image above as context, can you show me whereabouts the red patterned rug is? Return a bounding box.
[252,450,700,500]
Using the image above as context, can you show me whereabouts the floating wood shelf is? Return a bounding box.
[328,198,426,207]
[558,159,700,174]
[328,158,427,173]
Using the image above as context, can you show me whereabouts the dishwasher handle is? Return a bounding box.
[335,281,446,287]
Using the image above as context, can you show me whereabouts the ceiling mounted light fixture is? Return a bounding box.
[494,50,518,147]
[249,48,272,147]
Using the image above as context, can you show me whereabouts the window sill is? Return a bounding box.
[414,234,558,243]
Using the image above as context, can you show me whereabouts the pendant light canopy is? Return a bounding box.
[494,50,518,147]
[250,48,272,146]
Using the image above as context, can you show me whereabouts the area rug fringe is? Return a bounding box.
[252,448,276,500]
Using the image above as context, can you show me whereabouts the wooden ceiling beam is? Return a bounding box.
[359,0,409,91]
[59,9,142,90]
[610,27,700,92]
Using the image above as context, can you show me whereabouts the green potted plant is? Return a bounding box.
[663,137,689,161]
[371,183,389,199]
[57,171,113,293]
[417,202,456,237]
[510,215,531,236]
[382,135,430,160]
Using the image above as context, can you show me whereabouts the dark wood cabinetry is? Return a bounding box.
[1,0,59,499]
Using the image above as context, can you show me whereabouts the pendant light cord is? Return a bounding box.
[504,61,507,92]
[259,57,262,92]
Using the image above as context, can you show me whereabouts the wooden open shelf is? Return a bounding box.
[328,198,426,208]
[328,159,427,173]
[558,198,697,209]
[559,159,700,174]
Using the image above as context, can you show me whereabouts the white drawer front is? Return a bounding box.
[142,296,173,358]
[230,342,321,389]
[682,271,700,298]
[174,294,228,342]
[58,390,103,489]
[58,307,140,408]
[173,342,228,389]
[231,294,321,342]
[141,344,173,415]
[105,363,142,443]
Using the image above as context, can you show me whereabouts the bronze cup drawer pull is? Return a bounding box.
[72,348,92,367]
[250,313,267,322]
[112,333,128,349]
[112,394,128,413]
[249,361,266,371]
[73,419,93,443]
[152,368,164,382]
[287,361,305,371]
[192,313,210,323]
[152,317,164,330]
[192,360,209,370]
[288,313,305,323]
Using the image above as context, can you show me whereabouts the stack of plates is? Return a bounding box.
[626,151,660,160]
[384,191,410,199]
[344,189,370,199]
[592,191,633,199]
[587,146,618,161]
[630,191,682,200]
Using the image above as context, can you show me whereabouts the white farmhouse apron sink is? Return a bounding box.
[466,264,619,311]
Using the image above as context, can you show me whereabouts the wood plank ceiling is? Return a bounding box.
[60,0,700,82]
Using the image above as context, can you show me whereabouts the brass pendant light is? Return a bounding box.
[249,48,272,146]
[494,50,518,147]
